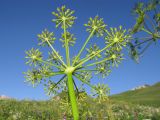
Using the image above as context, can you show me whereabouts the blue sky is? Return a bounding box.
[0,0,160,100]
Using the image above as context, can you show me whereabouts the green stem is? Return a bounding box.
[72,29,95,66]
[42,71,64,78]
[54,75,66,88]
[74,74,97,91]
[36,58,63,70]
[85,57,112,67]
[134,38,153,47]
[51,71,64,76]
[46,39,67,68]
[134,36,152,41]
[139,41,153,55]
[63,21,70,66]
[141,28,152,35]
[76,69,97,72]
[67,72,79,120]
[73,78,79,95]
[48,75,66,95]
[75,42,114,69]
[145,14,156,31]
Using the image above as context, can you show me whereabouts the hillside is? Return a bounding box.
[110,82,160,107]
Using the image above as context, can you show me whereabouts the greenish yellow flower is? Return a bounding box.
[84,15,107,37]
[44,80,59,95]
[92,83,110,103]
[37,29,56,46]
[60,31,76,47]
[25,48,42,66]
[95,62,111,78]
[86,44,101,60]
[48,51,63,65]
[24,69,42,86]
[39,65,54,78]
[105,26,131,51]
[105,49,124,67]
[52,5,76,28]
[76,72,92,83]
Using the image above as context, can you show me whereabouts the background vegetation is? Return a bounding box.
[1,82,160,120]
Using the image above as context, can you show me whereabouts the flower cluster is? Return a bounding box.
[86,44,101,60]
[24,69,42,86]
[84,15,107,37]
[48,51,63,65]
[44,80,60,95]
[39,65,54,77]
[95,62,111,78]
[92,83,110,103]
[25,48,42,66]
[105,26,131,51]
[76,72,92,83]
[24,5,134,120]
[52,5,76,29]
[37,29,56,46]
[105,50,124,67]
[60,31,76,47]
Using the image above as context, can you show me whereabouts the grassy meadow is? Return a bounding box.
[1,82,160,120]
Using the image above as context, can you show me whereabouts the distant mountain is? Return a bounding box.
[110,82,160,107]
[131,84,150,91]
[0,95,10,99]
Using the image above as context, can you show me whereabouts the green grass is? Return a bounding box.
[110,82,160,107]
[1,98,160,120]
[1,82,160,119]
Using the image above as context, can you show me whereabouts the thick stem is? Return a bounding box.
[63,21,70,66]
[67,72,79,120]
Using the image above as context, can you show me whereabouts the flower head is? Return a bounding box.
[105,26,131,51]
[44,80,59,95]
[84,15,107,37]
[77,72,92,83]
[52,5,76,29]
[37,29,56,46]
[39,65,54,78]
[25,48,42,66]
[95,62,111,78]
[92,83,110,103]
[48,51,63,65]
[24,69,43,86]
[86,44,101,60]
[60,31,76,47]
[105,49,124,67]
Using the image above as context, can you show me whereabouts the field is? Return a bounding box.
[0,99,160,120]
[110,82,160,107]
[1,82,160,120]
